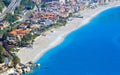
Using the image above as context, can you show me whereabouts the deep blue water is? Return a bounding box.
[29,7,120,75]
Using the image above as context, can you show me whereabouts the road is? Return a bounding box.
[10,0,21,13]
[0,0,21,21]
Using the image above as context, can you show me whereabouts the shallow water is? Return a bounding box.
[28,7,120,75]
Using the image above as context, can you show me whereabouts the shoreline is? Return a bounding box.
[17,1,120,64]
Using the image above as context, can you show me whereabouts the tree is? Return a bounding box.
[13,56,20,65]
[1,0,11,6]
[21,0,35,9]
[0,0,5,13]
[14,5,23,14]
[0,46,4,55]
[22,33,32,42]
[35,3,39,11]
[41,2,49,8]
[4,13,18,24]
[57,18,67,26]
[69,13,73,17]
[0,56,4,63]
[2,32,8,40]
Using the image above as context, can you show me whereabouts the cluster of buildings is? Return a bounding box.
[32,0,114,4]
[3,0,115,50]
[4,1,82,50]
[0,0,118,74]
[30,0,84,26]
[0,0,115,50]
[30,0,114,27]
[5,24,30,49]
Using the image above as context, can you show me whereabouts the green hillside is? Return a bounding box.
[0,0,5,13]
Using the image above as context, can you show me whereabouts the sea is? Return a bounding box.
[27,6,120,75]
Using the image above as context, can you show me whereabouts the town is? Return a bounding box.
[0,0,118,75]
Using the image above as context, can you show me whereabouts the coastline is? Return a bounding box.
[17,1,120,64]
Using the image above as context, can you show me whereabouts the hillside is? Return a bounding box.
[0,0,5,13]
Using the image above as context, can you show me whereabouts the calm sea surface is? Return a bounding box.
[27,7,120,75]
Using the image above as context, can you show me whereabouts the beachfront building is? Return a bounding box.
[9,29,29,38]
[7,28,30,45]
[97,0,109,4]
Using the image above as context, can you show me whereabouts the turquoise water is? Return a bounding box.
[28,7,120,75]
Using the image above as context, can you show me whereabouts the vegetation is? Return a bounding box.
[16,33,38,47]
[2,32,9,40]
[0,0,5,12]
[0,30,4,35]
[22,33,32,42]
[14,0,35,14]
[0,46,4,55]
[0,56,4,63]
[14,5,23,14]
[21,0,35,9]
[10,48,19,53]
[0,46,5,63]
[57,17,67,26]
[1,0,11,6]
[13,56,20,65]
[4,13,18,24]
[0,0,74,66]
[0,0,5,13]
[41,2,49,8]
[69,13,73,17]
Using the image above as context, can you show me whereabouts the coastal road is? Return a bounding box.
[10,0,21,13]
[4,0,22,13]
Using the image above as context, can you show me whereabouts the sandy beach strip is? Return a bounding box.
[17,1,120,64]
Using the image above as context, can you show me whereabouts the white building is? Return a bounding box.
[59,0,66,4]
